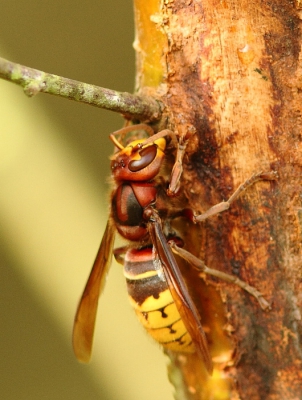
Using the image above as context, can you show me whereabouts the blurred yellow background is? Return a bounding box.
[0,2,173,399]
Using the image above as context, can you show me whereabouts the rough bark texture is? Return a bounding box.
[134,0,302,399]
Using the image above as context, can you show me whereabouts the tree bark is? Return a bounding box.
[134,0,302,399]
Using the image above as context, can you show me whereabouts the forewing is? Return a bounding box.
[72,219,115,363]
[148,211,213,374]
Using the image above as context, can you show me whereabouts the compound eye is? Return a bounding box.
[128,144,157,172]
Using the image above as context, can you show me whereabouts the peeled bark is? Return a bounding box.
[134,0,302,398]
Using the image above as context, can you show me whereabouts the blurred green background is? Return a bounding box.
[0,2,173,399]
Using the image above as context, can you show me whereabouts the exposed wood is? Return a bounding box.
[134,0,302,398]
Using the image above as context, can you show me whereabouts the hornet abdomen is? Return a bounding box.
[124,247,195,353]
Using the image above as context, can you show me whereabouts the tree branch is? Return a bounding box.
[0,56,162,122]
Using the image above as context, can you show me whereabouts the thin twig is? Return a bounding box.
[0,56,162,122]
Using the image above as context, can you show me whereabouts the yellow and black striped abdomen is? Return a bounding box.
[124,247,195,353]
